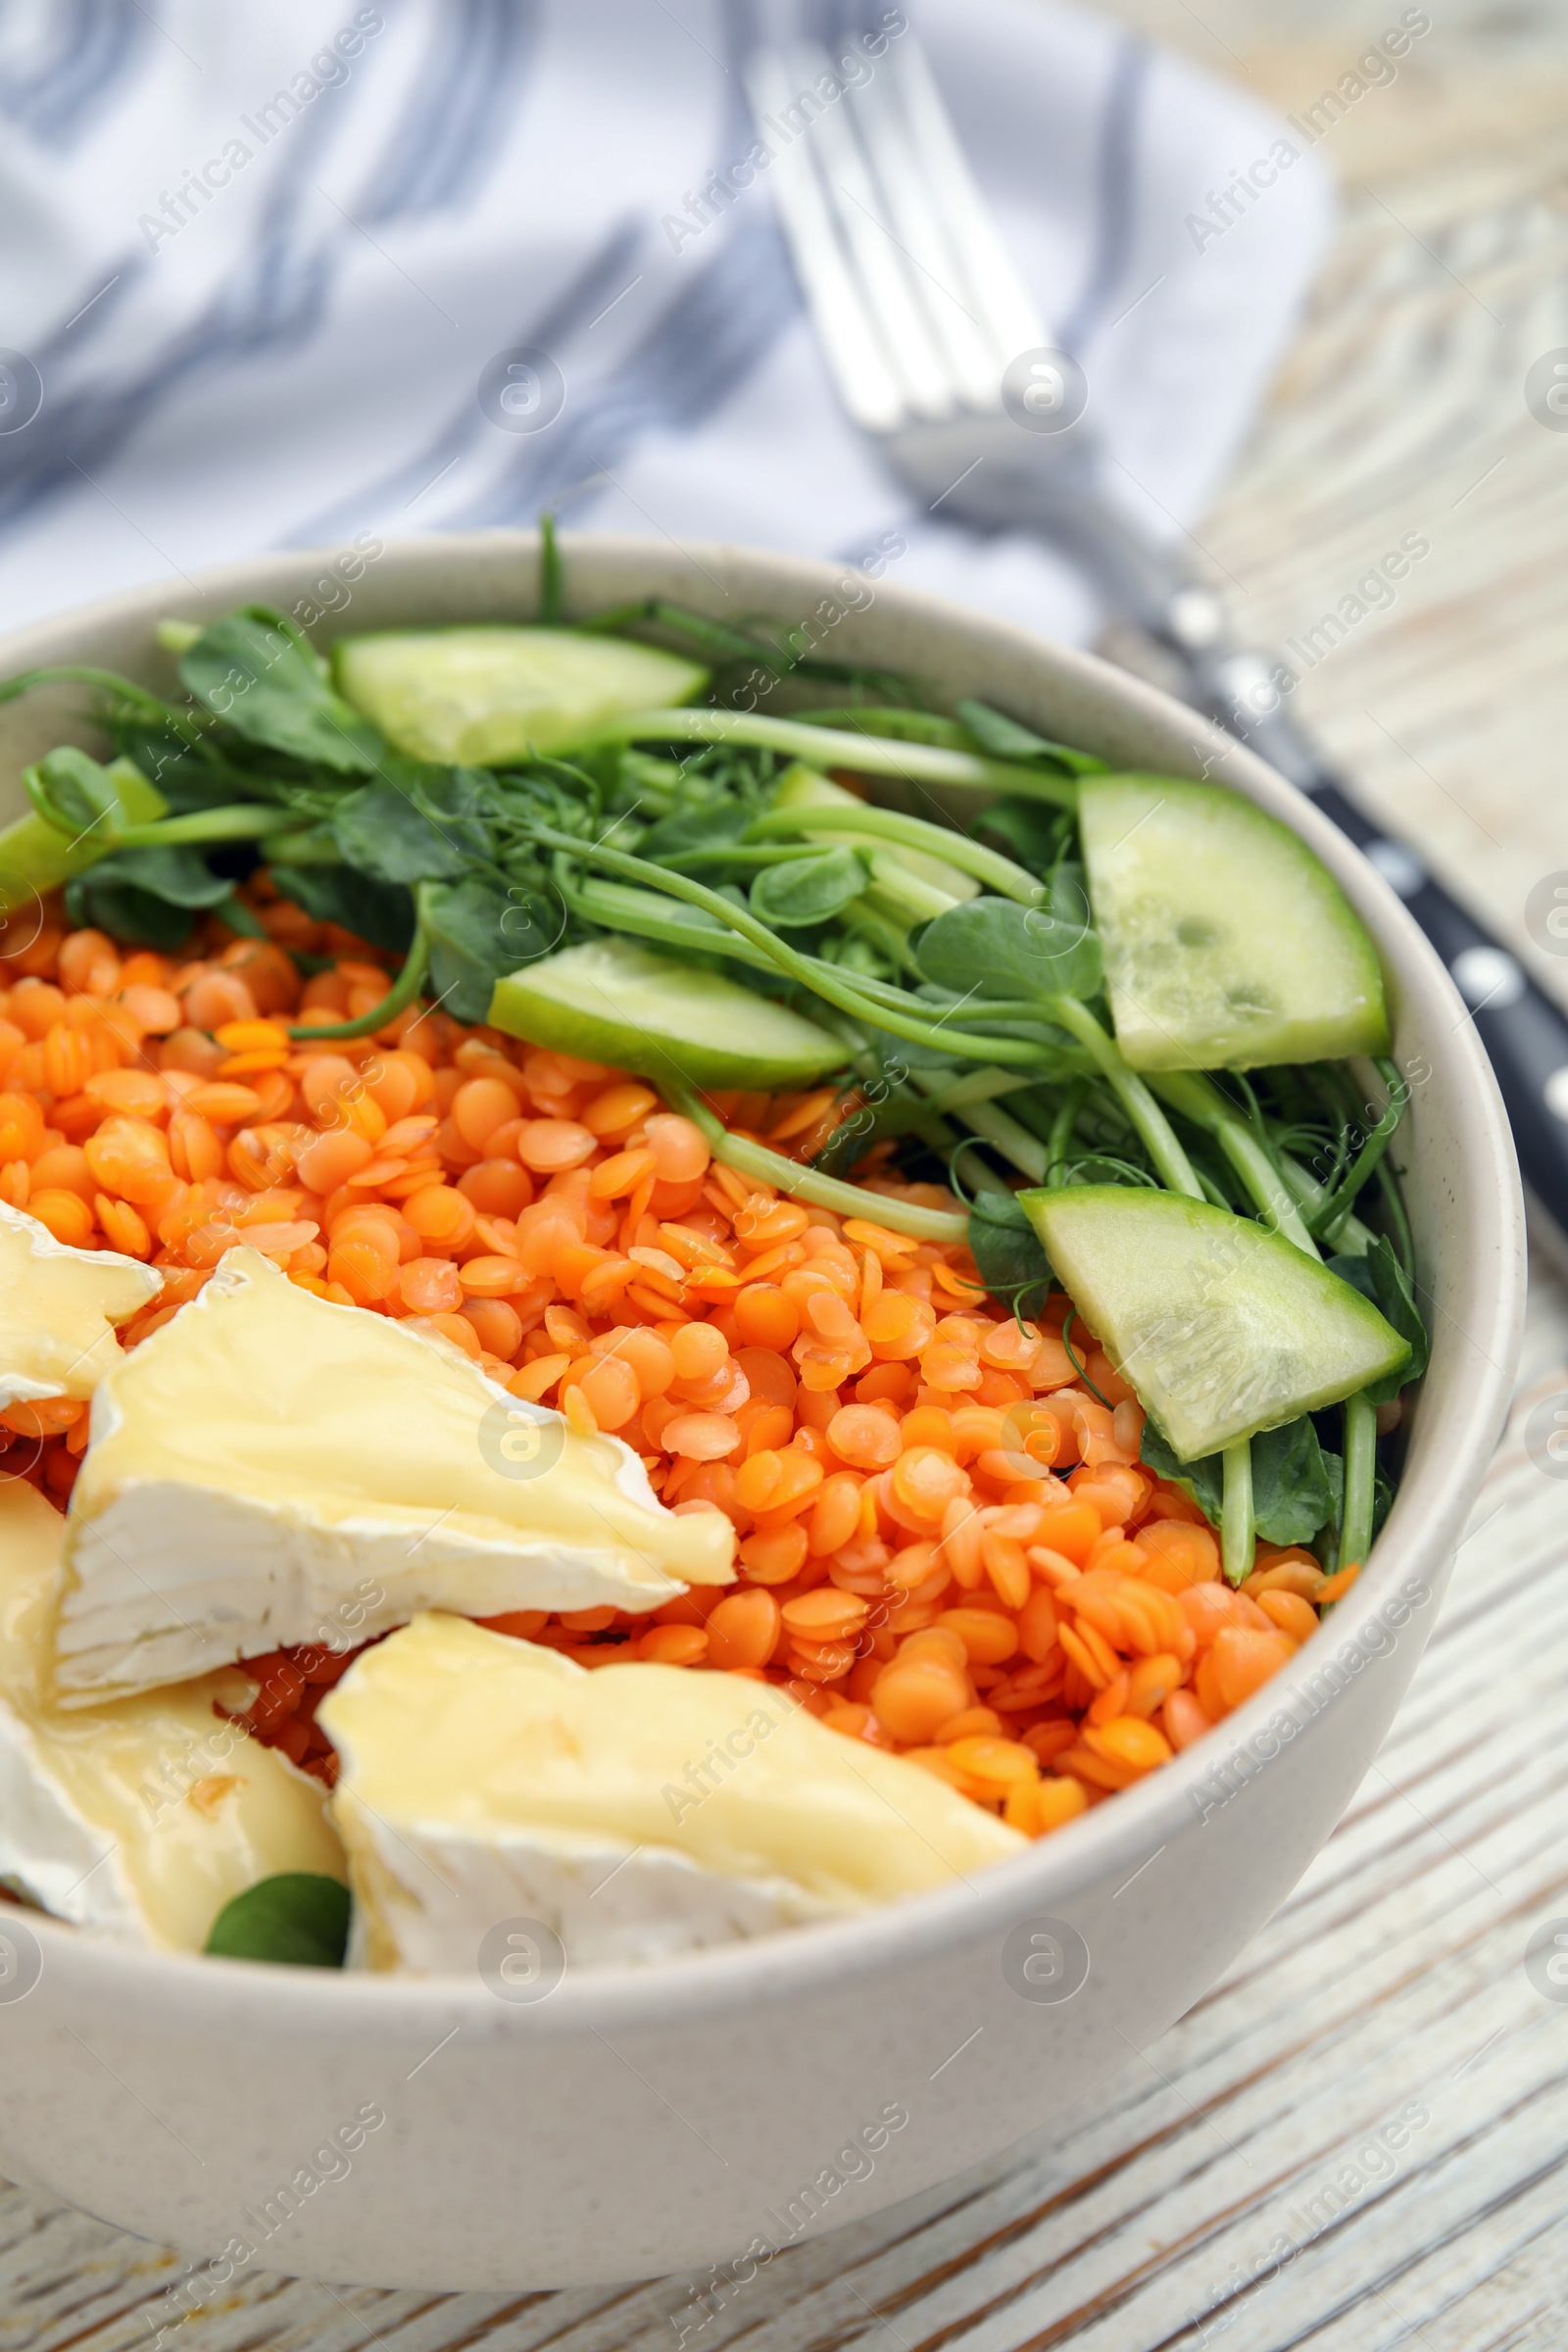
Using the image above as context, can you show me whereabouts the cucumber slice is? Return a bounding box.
[1079,775,1389,1071]
[488,936,847,1091]
[332,627,709,765]
[1020,1184,1409,1460]
[772,762,979,923]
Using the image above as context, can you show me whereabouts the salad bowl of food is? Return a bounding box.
[0,532,1522,2291]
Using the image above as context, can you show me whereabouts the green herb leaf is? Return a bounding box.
[269,863,416,954]
[24,747,125,840]
[1358,1235,1430,1404]
[83,845,238,908]
[915,895,1102,1004]
[180,608,381,772]
[966,1190,1052,1313]
[61,824,242,948]
[1250,1417,1337,1547]
[1140,1416,1223,1524]
[750,846,868,929]
[108,720,241,815]
[423,872,519,1024]
[204,1873,350,1968]
[956,698,1106,774]
[331,776,484,884]
[977,796,1076,873]
[63,874,193,952]
[1143,1411,1342,1546]
[639,801,754,861]
[1326,1251,1377,1302]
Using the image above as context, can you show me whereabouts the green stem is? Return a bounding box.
[745,805,1041,903]
[861,863,966,925]
[666,843,834,871]
[832,903,925,980]
[1339,1392,1379,1572]
[1277,1153,1374,1256]
[590,709,1079,808]
[538,514,564,625]
[1047,1079,1090,1186]
[531,825,1055,1068]
[921,1068,1035,1115]
[790,708,971,749]
[1374,1155,1414,1281]
[1046,998,1204,1200]
[949,1101,1049,1183]
[1150,1071,1319,1255]
[668,1085,969,1242]
[287,928,429,1043]
[1309,1058,1408,1245]
[117,807,297,849]
[579,600,799,677]
[0,664,208,740]
[559,866,781,974]
[1222,1440,1255,1587]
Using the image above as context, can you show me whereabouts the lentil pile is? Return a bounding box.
[0,888,1357,1832]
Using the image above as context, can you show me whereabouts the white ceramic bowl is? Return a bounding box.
[0,535,1524,2291]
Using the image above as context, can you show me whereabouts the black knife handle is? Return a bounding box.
[1298,774,1568,1231]
[1187,654,1568,1241]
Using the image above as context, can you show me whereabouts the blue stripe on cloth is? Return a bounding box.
[453,204,802,528]
[294,1,792,545]
[1054,29,1152,353]
[286,216,649,545]
[357,0,542,222]
[0,3,547,553]
[0,0,145,147]
[0,92,368,537]
[444,0,801,531]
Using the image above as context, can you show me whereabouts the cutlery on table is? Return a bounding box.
[746,36,1568,1257]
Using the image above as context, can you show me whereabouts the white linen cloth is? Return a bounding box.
[0,0,1332,642]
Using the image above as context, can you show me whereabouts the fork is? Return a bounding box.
[746,33,1568,1256]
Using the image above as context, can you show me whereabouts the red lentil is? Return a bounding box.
[0,890,1334,1825]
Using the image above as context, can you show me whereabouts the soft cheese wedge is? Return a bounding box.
[0,1202,160,1406]
[59,1249,733,1702]
[321,1615,1024,1972]
[0,1482,343,1950]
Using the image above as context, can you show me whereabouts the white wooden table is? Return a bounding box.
[6,2,1567,2341]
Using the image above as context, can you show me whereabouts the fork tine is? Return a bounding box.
[744,48,906,432]
[850,59,999,407]
[780,41,953,421]
[889,37,1047,364]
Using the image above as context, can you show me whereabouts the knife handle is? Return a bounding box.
[1297,774,1568,1236]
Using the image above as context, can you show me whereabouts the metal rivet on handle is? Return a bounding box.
[1363,839,1426,900]
[1451,946,1526,1010]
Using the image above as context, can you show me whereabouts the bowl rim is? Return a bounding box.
[0,530,1527,2039]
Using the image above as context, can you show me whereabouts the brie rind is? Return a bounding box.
[320,1615,1024,1972]
[59,1249,733,1700]
[0,1482,343,1949]
[0,1201,160,1406]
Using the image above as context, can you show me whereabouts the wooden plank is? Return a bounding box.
[5,5,1566,2343]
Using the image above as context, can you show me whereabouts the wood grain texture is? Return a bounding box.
[4,4,1565,2342]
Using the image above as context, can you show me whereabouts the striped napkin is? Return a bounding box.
[0,0,1331,642]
